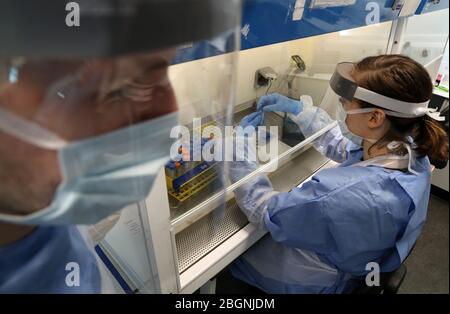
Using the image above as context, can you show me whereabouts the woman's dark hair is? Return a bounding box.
[351,54,449,169]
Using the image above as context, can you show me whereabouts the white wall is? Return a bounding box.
[401,9,449,65]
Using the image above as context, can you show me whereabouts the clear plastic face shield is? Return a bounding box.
[0,0,241,225]
[164,29,241,221]
[320,62,444,174]
[324,62,445,122]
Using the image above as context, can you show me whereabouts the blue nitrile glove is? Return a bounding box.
[257,93,303,115]
[239,111,265,129]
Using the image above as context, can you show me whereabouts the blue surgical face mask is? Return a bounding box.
[336,101,377,146]
[0,111,179,225]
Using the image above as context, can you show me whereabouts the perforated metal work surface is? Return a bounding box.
[175,200,248,273]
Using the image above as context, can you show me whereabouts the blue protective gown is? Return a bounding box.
[229,106,432,293]
[0,225,114,293]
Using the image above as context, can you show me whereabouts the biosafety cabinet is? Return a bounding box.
[96,0,449,293]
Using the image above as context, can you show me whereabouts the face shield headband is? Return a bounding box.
[330,62,444,122]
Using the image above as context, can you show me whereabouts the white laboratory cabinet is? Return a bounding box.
[432,164,449,192]
[97,101,337,294]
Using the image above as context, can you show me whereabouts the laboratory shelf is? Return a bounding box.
[169,103,310,228]
[175,146,330,274]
